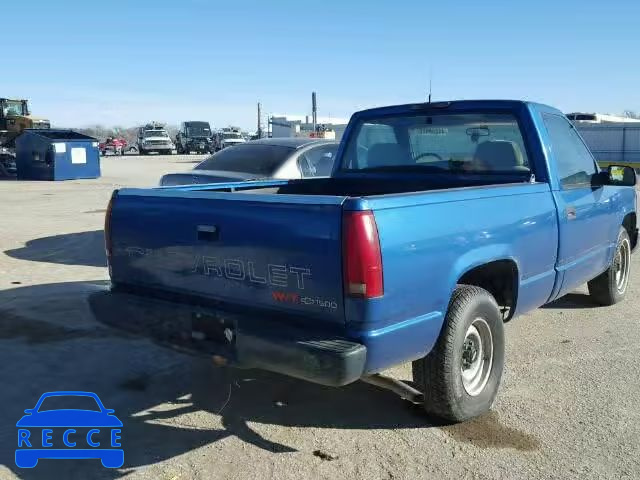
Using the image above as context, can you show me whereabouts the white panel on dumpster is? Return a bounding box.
[71,147,87,164]
[53,142,66,153]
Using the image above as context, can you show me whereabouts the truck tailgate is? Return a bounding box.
[108,190,347,324]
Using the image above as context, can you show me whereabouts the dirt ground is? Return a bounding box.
[0,155,639,479]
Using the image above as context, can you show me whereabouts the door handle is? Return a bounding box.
[566,206,576,220]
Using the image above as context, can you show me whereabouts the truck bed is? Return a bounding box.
[161,173,532,198]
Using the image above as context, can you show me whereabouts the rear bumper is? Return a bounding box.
[90,288,367,387]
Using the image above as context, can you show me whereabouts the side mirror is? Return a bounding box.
[592,165,637,187]
[24,409,34,414]
[607,165,637,187]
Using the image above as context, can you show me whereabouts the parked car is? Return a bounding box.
[99,137,136,156]
[159,138,338,186]
[175,121,214,154]
[102,100,637,423]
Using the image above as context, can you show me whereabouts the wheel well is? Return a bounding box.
[458,260,519,321]
[623,213,637,249]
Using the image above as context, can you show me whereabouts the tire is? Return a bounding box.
[412,285,505,422]
[588,227,631,306]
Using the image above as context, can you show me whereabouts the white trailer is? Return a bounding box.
[575,124,640,169]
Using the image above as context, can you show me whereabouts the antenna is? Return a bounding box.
[428,69,433,103]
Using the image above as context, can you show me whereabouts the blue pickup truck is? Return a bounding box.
[103,100,637,422]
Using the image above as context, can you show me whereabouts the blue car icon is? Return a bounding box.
[16,391,123,468]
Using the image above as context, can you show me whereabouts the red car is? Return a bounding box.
[99,138,136,156]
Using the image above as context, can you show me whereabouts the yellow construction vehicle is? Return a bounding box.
[0,98,50,175]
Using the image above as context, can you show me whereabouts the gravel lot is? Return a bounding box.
[0,155,639,480]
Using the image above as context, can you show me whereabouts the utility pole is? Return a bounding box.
[257,102,262,139]
[312,92,317,133]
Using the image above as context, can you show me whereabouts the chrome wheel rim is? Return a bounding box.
[461,318,493,397]
[614,237,631,294]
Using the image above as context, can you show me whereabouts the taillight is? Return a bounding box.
[104,191,117,262]
[343,210,384,298]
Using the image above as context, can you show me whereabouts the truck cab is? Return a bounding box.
[0,98,50,175]
[0,98,50,135]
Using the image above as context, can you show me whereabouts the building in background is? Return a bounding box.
[270,115,349,141]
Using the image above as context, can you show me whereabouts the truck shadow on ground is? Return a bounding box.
[541,293,598,310]
[4,230,105,267]
[0,281,433,480]
[0,281,537,480]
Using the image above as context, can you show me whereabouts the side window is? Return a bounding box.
[543,114,597,188]
[298,145,338,177]
[346,123,397,169]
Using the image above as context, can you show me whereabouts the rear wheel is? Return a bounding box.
[412,285,504,422]
[588,227,631,306]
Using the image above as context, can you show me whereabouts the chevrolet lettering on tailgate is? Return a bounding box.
[124,247,312,289]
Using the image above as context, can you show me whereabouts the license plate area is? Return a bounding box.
[190,311,235,348]
[161,310,236,356]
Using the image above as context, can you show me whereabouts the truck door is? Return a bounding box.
[543,113,616,298]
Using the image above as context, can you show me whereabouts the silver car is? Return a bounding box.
[160,138,338,186]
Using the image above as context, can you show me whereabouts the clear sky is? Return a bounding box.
[5,0,639,129]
